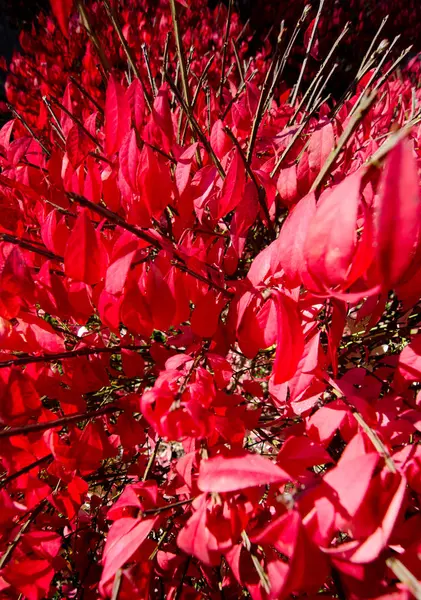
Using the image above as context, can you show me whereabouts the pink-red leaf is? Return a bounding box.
[64,209,109,284]
[197,452,290,492]
[50,0,73,37]
[105,74,131,156]
[272,291,304,385]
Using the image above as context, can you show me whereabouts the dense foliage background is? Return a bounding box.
[1,0,421,599]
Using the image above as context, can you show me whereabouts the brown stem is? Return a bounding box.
[386,557,421,599]
[49,95,102,150]
[348,36,400,119]
[69,193,233,297]
[310,91,377,193]
[0,455,53,488]
[102,0,152,111]
[246,45,280,165]
[0,500,47,569]
[266,5,311,109]
[357,16,389,79]
[142,44,158,97]
[42,96,66,143]
[224,127,273,230]
[220,70,258,121]
[165,74,225,179]
[231,39,244,85]
[289,22,349,124]
[142,437,162,481]
[161,32,171,84]
[218,0,233,105]
[175,557,191,600]
[0,405,119,439]
[143,498,193,517]
[290,0,325,106]
[180,55,215,144]
[270,110,314,178]
[169,0,192,111]
[76,1,110,80]
[0,233,62,262]
[7,105,50,157]
[69,75,104,113]
[0,344,147,369]
[329,382,396,473]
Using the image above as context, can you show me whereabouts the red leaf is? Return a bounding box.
[277,191,317,287]
[272,291,304,385]
[304,171,363,290]
[176,143,199,196]
[66,124,95,168]
[119,129,140,191]
[323,452,379,517]
[105,74,131,156]
[277,164,298,206]
[397,335,421,382]
[100,517,157,595]
[191,291,224,338]
[308,120,335,175]
[373,138,421,287]
[216,149,245,219]
[197,452,290,492]
[50,0,73,38]
[177,495,221,566]
[64,209,109,284]
[127,78,146,132]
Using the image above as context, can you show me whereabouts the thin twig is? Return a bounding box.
[111,569,123,600]
[7,105,50,157]
[142,498,193,517]
[0,455,53,488]
[161,32,171,84]
[310,91,377,193]
[357,15,389,79]
[352,411,396,473]
[270,97,324,179]
[221,69,258,121]
[0,405,119,439]
[103,0,152,111]
[0,344,147,369]
[181,55,215,144]
[69,75,104,113]
[143,438,162,481]
[69,193,232,297]
[175,557,191,600]
[289,22,349,124]
[373,45,413,93]
[49,95,102,149]
[225,127,273,228]
[0,500,47,569]
[290,0,325,106]
[231,39,244,85]
[0,233,61,262]
[142,44,158,97]
[306,63,337,114]
[77,1,109,80]
[246,45,280,164]
[386,557,421,599]
[329,382,396,473]
[348,36,400,118]
[364,118,419,170]
[42,96,66,143]
[264,6,311,112]
[169,0,192,110]
[218,0,233,104]
[165,75,225,179]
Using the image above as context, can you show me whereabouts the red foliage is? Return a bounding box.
[1,0,421,599]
